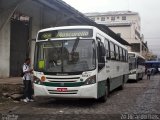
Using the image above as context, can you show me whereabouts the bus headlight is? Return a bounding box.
[33,76,41,84]
[41,76,46,82]
[84,75,96,85]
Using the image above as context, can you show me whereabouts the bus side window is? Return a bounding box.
[110,42,116,60]
[105,39,110,59]
[126,50,128,62]
[115,45,119,61]
[122,49,125,62]
[119,47,123,61]
[124,50,126,62]
[136,58,138,68]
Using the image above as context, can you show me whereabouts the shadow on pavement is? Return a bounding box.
[33,98,99,108]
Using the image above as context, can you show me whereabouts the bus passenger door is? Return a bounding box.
[97,36,107,98]
[97,41,105,71]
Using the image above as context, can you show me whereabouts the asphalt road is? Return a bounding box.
[0,75,160,120]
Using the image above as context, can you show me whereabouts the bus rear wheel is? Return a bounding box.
[119,76,125,90]
[119,81,124,90]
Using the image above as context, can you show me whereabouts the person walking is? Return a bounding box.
[22,58,34,102]
[146,68,151,80]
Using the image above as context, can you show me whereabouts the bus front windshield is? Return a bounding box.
[34,39,96,74]
[129,57,136,70]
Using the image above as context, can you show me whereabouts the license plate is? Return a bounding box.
[57,88,68,92]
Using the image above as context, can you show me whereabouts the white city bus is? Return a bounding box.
[33,26,129,102]
[128,52,145,81]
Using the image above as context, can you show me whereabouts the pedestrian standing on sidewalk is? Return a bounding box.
[147,68,151,80]
[22,58,34,102]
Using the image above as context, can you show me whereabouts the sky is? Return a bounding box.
[63,0,160,56]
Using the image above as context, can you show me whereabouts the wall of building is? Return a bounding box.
[17,1,42,66]
[109,26,131,42]
[0,12,11,78]
[0,0,43,78]
[0,0,22,78]
[88,14,141,42]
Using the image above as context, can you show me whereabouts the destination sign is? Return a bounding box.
[38,29,93,40]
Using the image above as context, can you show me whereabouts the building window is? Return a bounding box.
[101,17,105,21]
[97,17,99,20]
[111,16,115,21]
[117,16,119,19]
[107,17,109,19]
[122,16,126,20]
[131,43,140,52]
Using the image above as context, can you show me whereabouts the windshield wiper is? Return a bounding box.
[71,37,80,53]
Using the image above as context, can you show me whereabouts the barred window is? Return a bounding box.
[101,17,105,21]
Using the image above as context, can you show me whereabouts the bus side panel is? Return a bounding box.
[110,76,123,91]
[108,61,128,91]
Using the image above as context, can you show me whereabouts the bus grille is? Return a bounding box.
[46,77,80,83]
[48,90,78,94]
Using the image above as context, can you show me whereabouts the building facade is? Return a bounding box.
[85,11,148,57]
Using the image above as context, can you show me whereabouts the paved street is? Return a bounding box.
[0,75,160,120]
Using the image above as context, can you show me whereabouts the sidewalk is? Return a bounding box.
[0,77,24,100]
[0,77,23,85]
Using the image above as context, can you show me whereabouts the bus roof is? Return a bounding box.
[38,26,95,32]
[128,52,145,60]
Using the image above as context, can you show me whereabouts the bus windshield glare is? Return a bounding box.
[34,39,96,74]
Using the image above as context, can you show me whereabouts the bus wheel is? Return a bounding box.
[119,77,125,90]
[98,84,109,103]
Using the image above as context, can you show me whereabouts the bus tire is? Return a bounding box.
[119,76,125,90]
[98,81,109,103]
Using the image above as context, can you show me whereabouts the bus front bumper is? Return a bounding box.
[33,83,97,99]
